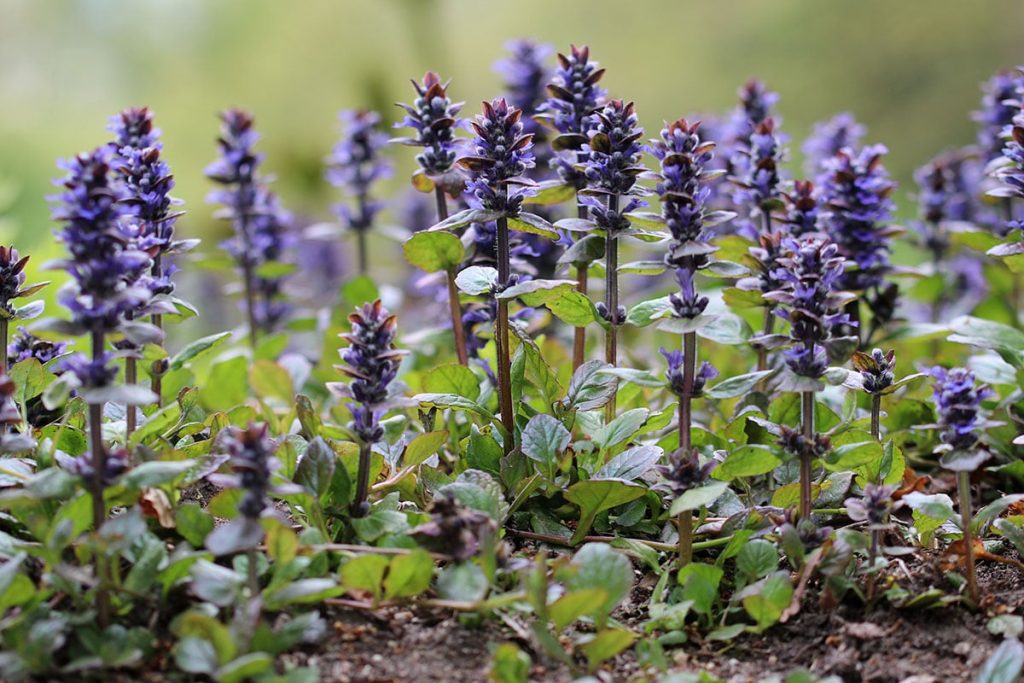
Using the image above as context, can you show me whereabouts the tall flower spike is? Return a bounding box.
[394,72,464,183]
[461,98,536,217]
[650,118,722,270]
[583,100,646,200]
[495,40,552,143]
[991,105,1024,215]
[541,44,607,186]
[974,69,1024,164]
[733,117,785,225]
[725,79,779,175]
[207,109,292,340]
[819,144,897,292]
[328,110,393,234]
[915,148,985,253]
[765,237,853,380]
[802,113,866,180]
[331,300,408,515]
[51,149,150,337]
[929,366,993,456]
[782,180,823,238]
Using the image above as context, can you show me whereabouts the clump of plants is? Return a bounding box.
[2,47,1024,683]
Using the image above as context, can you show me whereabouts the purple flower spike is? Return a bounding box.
[819,144,897,292]
[461,98,536,217]
[394,72,465,182]
[328,109,393,233]
[803,113,865,180]
[733,117,785,216]
[929,367,993,456]
[668,268,709,320]
[974,69,1024,163]
[650,118,720,270]
[541,45,607,187]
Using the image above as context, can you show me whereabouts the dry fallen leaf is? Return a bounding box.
[139,488,175,528]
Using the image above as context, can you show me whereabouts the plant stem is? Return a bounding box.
[958,470,979,603]
[247,546,259,596]
[0,317,7,435]
[509,528,734,553]
[241,257,259,351]
[352,441,372,517]
[604,194,620,423]
[89,330,110,628]
[866,527,879,602]
[125,357,137,438]
[496,207,515,455]
[572,200,589,372]
[434,188,469,366]
[675,331,698,568]
[150,254,163,407]
[800,391,815,519]
[756,307,774,374]
[870,393,881,442]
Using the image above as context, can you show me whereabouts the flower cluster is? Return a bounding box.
[777,425,831,462]
[461,98,535,217]
[991,105,1024,222]
[57,445,130,486]
[724,79,778,175]
[51,148,150,337]
[668,269,709,320]
[852,348,895,394]
[584,100,645,199]
[8,327,68,366]
[0,245,38,320]
[334,300,406,444]
[738,232,789,295]
[215,423,277,519]
[650,118,719,269]
[766,237,851,379]
[802,113,865,180]
[782,180,823,237]
[974,69,1024,163]
[541,44,606,186]
[328,110,393,233]
[819,144,897,292]
[733,117,785,217]
[410,493,498,561]
[394,72,464,180]
[495,40,551,143]
[661,347,717,399]
[108,107,182,299]
[929,366,992,454]
[207,109,292,333]
[844,483,897,527]
[654,448,715,497]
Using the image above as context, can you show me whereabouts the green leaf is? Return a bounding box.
[579,628,636,672]
[713,445,780,480]
[174,503,214,547]
[8,359,50,404]
[975,639,1024,683]
[595,445,662,481]
[740,571,793,633]
[565,360,617,411]
[595,408,648,451]
[437,562,489,603]
[618,259,667,275]
[412,392,494,420]
[508,211,559,239]
[626,296,671,327]
[669,481,729,515]
[215,653,274,683]
[948,316,1024,368]
[678,563,723,616]
[424,363,480,401]
[697,313,751,345]
[203,357,248,411]
[168,332,233,371]
[340,554,390,602]
[295,437,336,498]
[489,643,532,683]
[542,289,599,326]
[249,360,293,403]
[121,460,196,489]
[521,414,571,472]
[523,180,576,206]
[404,431,448,466]
[174,637,219,675]
[736,539,779,582]
[705,370,775,399]
[383,550,434,600]
[564,543,634,624]
[549,588,609,631]
[455,266,498,295]
[496,278,576,303]
[824,441,883,470]
[565,479,646,545]
[403,231,464,272]
[264,578,343,609]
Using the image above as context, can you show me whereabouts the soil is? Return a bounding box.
[274,550,1021,683]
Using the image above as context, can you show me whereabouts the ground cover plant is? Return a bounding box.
[5,41,1024,683]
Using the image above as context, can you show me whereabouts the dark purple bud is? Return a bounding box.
[462,98,536,216]
[58,445,130,486]
[8,327,70,366]
[654,448,715,497]
[395,72,465,178]
[338,300,405,444]
[851,348,895,395]
[410,493,497,561]
[668,268,709,320]
[777,425,831,462]
[781,180,823,238]
[844,483,897,527]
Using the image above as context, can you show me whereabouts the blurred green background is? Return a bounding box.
[0,0,1021,330]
